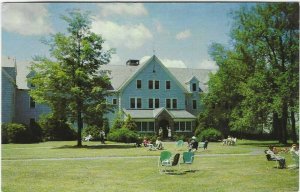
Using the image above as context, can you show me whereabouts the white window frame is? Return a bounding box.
[155,80,160,90]
[165,80,171,90]
[136,79,142,89]
[136,120,156,132]
[174,120,194,132]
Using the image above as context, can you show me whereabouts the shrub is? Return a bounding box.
[1,123,33,143]
[83,125,101,140]
[123,115,137,131]
[107,128,139,143]
[38,116,76,141]
[197,128,222,142]
[111,111,124,131]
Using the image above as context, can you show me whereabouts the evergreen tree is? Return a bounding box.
[29,10,114,146]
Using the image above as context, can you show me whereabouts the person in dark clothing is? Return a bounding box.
[266,146,286,169]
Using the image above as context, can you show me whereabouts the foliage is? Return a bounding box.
[38,115,76,141]
[204,3,299,143]
[111,111,124,131]
[196,128,222,142]
[29,10,115,146]
[123,114,137,131]
[1,123,37,143]
[107,128,139,143]
[83,125,101,140]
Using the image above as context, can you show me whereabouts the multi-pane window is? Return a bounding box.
[30,97,35,108]
[148,80,153,89]
[155,99,159,108]
[137,80,142,89]
[166,99,171,109]
[130,98,135,108]
[137,98,142,109]
[166,81,171,90]
[173,99,177,109]
[131,98,142,109]
[155,80,160,89]
[136,121,155,132]
[192,83,197,92]
[193,100,197,109]
[149,99,154,108]
[174,121,193,132]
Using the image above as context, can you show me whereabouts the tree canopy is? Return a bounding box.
[29,10,114,146]
[201,3,299,143]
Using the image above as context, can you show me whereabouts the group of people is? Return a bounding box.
[222,136,237,145]
[265,144,299,169]
[143,137,164,151]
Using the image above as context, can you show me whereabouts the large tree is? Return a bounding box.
[203,3,299,143]
[29,10,114,146]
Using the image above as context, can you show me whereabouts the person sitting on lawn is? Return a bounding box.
[143,137,150,147]
[155,137,164,150]
[290,144,299,156]
[266,145,286,169]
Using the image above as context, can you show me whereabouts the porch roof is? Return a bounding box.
[123,108,196,119]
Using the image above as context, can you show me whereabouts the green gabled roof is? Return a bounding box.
[123,108,196,119]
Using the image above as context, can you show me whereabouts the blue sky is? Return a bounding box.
[2,2,253,71]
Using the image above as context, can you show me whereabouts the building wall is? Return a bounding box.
[121,59,186,110]
[15,89,51,125]
[1,67,16,123]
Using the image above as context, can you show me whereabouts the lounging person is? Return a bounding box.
[266,146,286,169]
[143,137,150,147]
[155,137,164,150]
[290,144,299,156]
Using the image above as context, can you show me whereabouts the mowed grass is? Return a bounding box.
[2,140,299,192]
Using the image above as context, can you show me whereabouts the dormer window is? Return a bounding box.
[192,83,197,92]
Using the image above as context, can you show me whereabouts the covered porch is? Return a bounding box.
[123,108,196,139]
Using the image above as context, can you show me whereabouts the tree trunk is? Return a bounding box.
[290,110,297,143]
[280,102,288,144]
[272,112,280,141]
[77,101,83,147]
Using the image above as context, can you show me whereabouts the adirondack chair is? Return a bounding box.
[158,151,180,174]
[182,152,195,171]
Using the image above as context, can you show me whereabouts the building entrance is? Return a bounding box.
[159,119,169,139]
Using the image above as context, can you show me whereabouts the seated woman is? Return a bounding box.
[266,145,286,169]
[155,137,164,150]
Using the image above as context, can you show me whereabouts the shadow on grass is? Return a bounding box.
[239,141,291,148]
[163,169,200,175]
[53,144,136,150]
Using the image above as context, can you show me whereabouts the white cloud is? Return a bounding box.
[176,29,191,40]
[197,59,219,70]
[140,56,187,68]
[2,3,53,36]
[98,3,148,17]
[109,54,121,65]
[161,58,187,68]
[91,19,153,50]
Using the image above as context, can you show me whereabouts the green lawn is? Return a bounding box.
[2,140,299,192]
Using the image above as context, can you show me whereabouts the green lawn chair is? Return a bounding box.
[182,151,195,171]
[158,151,180,174]
[291,151,299,168]
[176,140,184,150]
